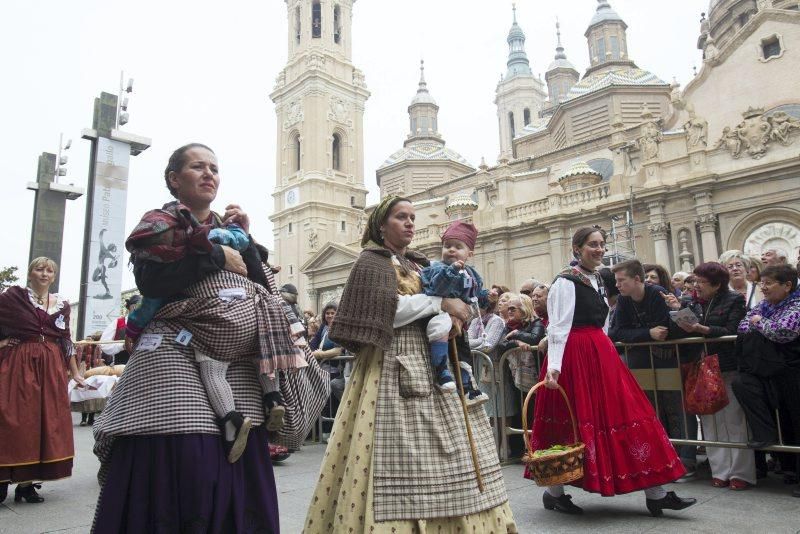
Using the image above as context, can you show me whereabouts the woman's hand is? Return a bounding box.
[441,298,471,324]
[222,204,250,233]
[73,375,87,388]
[538,337,548,354]
[0,337,19,349]
[221,245,247,276]
[515,340,532,351]
[749,315,762,325]
[661,291,681,310]
[544,368,560,389]
[679,321,708,335]
[505,329,518,340]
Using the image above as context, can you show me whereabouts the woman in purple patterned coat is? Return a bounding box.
[733,264,800,498]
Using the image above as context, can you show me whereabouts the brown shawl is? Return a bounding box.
[329,245,429,354]
[0,286,73,360]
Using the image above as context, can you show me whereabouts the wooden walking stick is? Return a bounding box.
[449,338,485,492]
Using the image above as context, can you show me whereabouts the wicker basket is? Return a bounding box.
[521,380,585,487]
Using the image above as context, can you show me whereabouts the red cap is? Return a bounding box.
[441,220,478,250]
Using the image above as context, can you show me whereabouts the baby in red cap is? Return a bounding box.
[420,220,486,402]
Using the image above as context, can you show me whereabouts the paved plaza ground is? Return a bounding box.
[1,414,799,533]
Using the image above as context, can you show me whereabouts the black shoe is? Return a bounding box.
[14,484,44,503]
[646,491,696,517]
[747,440,777,449]
[543,492,583,515]
[219,411,252,464]
[0,483,7,503]
[262,392,285,432]
[87,413,95,426]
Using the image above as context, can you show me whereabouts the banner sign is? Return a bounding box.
[81,137,129,335]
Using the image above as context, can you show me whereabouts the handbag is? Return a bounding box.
[680,353,729,415]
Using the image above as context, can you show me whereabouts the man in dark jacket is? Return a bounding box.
[609,259,698,480]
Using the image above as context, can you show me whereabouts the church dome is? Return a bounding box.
[563,68,667,102]
[507,21,526,43]
[588,0,625,28]
[548,57,576,71]
[378,142,472,170]
[445,189,479,218]
[558,161,603,190]
[410,59,437,106]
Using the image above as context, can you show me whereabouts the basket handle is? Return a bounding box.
[521,380,580,458]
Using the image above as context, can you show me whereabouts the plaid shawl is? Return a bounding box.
[149,269,305,375]
[125,201,218,262]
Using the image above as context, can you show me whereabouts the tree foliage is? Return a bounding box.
[0,266,19,290]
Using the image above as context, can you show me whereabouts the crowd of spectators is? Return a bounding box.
[303,245,799,498]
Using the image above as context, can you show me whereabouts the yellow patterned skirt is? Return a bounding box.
[303,339,517,533]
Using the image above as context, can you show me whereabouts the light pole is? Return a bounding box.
[77,73,151,338]
[26,134,84,292]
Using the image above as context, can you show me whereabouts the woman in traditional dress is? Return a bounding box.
[91,143,281,532]
[304,195,517,533]
[526,227,697,517]
[0,257,85,504]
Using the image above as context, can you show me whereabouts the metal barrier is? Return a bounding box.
[313,354,354,443]
[496,347,542,462]
[495,335,800,462]
[469,350,499,449]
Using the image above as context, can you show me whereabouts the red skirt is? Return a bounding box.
[0,340,74,483]
[525,327,684,495]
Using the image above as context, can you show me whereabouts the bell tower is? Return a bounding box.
[269,0,370,305]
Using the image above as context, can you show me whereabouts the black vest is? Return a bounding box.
[559,274,608,328]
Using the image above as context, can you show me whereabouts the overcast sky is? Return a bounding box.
[2,0,704,300]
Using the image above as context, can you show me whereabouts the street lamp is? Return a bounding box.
[117,73,134,127]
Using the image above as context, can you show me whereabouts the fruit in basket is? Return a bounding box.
[532,444,571,458]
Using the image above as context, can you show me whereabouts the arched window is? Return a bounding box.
[312,1,321,38]
[333,5,342,44]
[508,112,515,140]
[332,133,341,171]
[523,108,531,126]
[292,133,301,172]
[295,6,301,44]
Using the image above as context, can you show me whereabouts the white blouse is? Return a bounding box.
[393,294,442,328]
[545,272,608,373]
[26,287,66,314]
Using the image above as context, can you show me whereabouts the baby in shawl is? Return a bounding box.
[127,207,305,464]
[420,220,486,402]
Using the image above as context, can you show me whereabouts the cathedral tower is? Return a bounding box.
[269,0,370,305]
[545,21,580,107]
[495,4,547,161]
[584,0,636,76]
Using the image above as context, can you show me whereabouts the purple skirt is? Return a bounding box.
[93,426,279,534]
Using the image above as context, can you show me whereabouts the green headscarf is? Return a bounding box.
[360,195,410,248]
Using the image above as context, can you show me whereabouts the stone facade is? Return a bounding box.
[286,1,800,308]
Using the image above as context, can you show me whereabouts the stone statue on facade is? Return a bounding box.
[308,229,319,251]
[717,106,800,158]
[638,120,662,161]
[715,126,743,158]
[684,108,708,148]
[768,111,800,145]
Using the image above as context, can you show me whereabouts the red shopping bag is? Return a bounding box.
[681,354,729,415]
